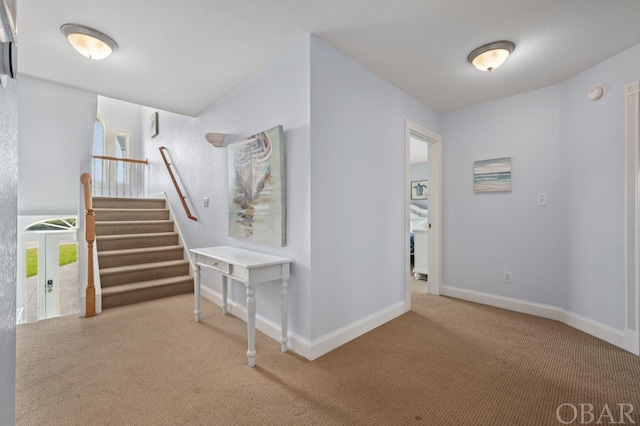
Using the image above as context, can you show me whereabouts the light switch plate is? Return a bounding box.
[537,194,547,206]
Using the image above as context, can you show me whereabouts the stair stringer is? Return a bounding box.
[150,192,196,275]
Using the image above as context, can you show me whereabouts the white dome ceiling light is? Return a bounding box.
[60,24,118,60]
[468,41,515,72]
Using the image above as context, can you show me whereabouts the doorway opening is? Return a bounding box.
[405,120,442,310]
[409,135,429,286]
[17,217,79,324]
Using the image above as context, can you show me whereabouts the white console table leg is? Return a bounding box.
[280,278,288,352]
[222,275,228,315]
[246,285,257,367]
[194,264,201,322]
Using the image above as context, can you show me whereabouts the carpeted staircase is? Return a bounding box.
[93,197,193,309]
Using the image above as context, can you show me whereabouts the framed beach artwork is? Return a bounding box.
[228,125,286,246]
[411,180,428,200]
[473,157,512,193]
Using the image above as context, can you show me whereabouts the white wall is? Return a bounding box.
[143,36,312,340]
[139,35,443,348]
[0,76,18,426]
[441,42,640,332]
[558,43,640,329]
[309,36,441,340]
[442,86,565,307]
[18,76,97,215]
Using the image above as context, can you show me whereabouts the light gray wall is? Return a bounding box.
[442,42,640,330]
[558,43,640,328]
[309,36,441,339]
[442,86,565,307]
[143,36,312,339]
[18,76,97,215]
[0,76,18,426]
[140,34,444,343]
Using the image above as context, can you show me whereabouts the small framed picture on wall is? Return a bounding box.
[150,112,159,138]
[411,180,428,200]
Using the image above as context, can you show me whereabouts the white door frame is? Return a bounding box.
[405,119,442,308]
[19,228,77,322]
[624,80,640,355]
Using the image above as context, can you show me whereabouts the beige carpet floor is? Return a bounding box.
[16,278,640,425]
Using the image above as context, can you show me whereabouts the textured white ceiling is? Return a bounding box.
[16,0,640,117]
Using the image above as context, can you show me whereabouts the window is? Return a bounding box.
[93,118,105,182]
[25,217,77,232]
[92,111,134,185]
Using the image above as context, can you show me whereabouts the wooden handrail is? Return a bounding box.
[80,173,96,318]
[92,155,149,165]
[158,147,198,221]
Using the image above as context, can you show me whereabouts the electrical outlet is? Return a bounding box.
[504,271,512,283]
[204,197,209,207]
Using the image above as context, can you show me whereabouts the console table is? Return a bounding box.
[190,246,292,367]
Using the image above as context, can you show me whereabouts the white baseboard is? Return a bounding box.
[199,286,408,361]
[306,300,408,361]
[624,328,640,355]
[440,285,639,355]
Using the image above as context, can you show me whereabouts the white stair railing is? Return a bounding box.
[91,155,148,198]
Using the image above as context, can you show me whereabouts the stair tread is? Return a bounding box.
[94,207,169,211]
[96,219,173,225]
[100,259,189,275]
[101,275,193,295]
[98,246,184,257]
[97,231,177,240]
[94,197,165,200]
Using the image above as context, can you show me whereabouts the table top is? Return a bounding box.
[191,246,291,269]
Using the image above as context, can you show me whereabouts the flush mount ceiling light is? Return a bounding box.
[467,41,515,72]
[60,23,118,59]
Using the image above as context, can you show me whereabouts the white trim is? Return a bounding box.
[306,300,408,361]
[199,286,407,361]
[624,80,640,355]
[624,329,640,355]
[441,285,639,354]
[150,192,195,272]
[405,120,442,305]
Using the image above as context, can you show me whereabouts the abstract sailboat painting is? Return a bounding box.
[228,125,285,246]
[473,157,512,193]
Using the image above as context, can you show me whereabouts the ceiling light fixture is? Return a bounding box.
[60,24,118,60]
[467,41,515,72]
